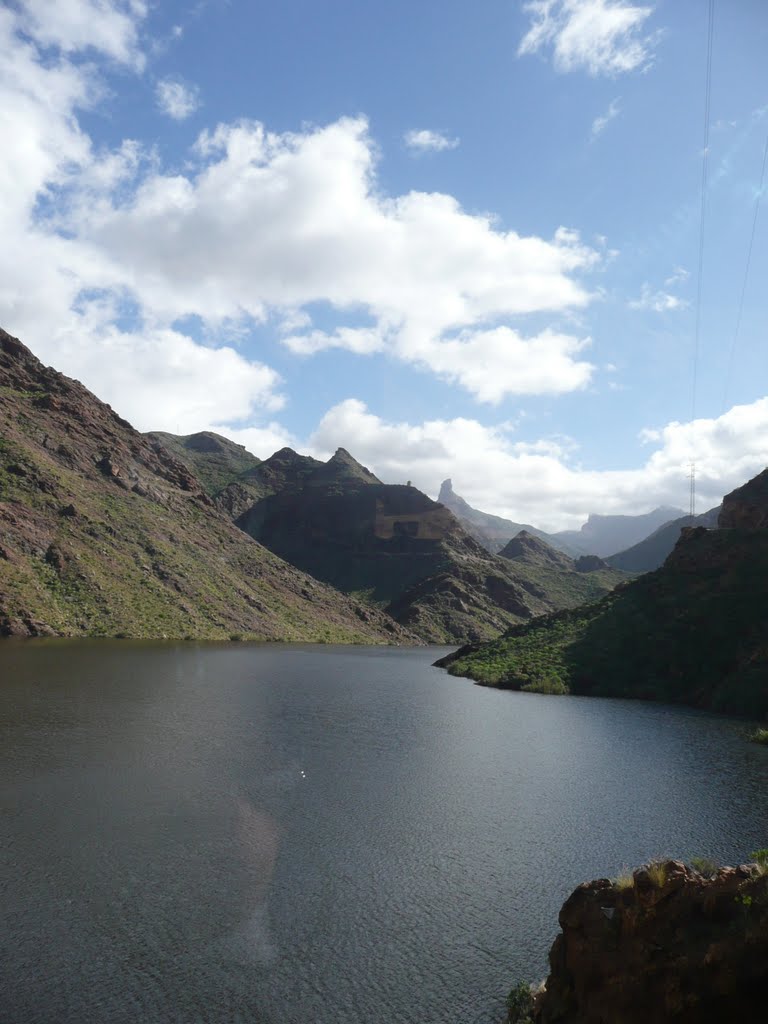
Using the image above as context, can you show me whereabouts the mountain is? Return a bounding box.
[232,454,541,642]
[147,430,261,496]
[551,506,686,557]
[498,530,629,610]
[436,479,575,555]
[437,468,768,717]
[499,529,575,570]
[606,505,721,573]
[0,328,415,643]
[220,456,628,644]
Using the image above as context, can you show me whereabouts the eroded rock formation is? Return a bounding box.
[518,859,768,1024]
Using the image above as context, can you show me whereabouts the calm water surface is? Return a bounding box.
[2,641,768,1024]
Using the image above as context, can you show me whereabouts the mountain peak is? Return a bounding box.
[499,529,574,570]
[318,447,380,484]
[438,479,454,501]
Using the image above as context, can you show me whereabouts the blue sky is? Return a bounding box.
[2,0,767,529]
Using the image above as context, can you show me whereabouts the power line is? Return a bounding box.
[688,0,716,519]
[691,0,715,427]
[721,131,768,412]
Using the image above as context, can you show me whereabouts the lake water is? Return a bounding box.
[2,641,768,1024]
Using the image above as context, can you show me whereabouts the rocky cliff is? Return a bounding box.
[225,458,628,644]
[515,859,768,1024]
[0,329,415,643]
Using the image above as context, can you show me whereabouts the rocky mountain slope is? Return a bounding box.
[189,449,628,644]
[0,329,415,643]
[606,505,721,573]
[437,468,768,716]
[512,858,768,1024]
[231,451,551,642]
[499,530,629,609]
[147,430,262,495]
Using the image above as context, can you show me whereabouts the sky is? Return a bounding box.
[2,0,767,530]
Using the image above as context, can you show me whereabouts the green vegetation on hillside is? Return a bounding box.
[439,526,768,717]
[147,431,262,495]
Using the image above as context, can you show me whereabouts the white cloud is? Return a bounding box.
[306,397,768,531]
[0,2,284,434]
[629,283,687,312]
[16,0,147,69]
[68,116,599,402]
[156,78,200,120]
[519,0,657,76]
[591,97,621,137]
[0,0,604,411]
[48,320,284,433]
[404,129,460,153]
[664,266,689,287]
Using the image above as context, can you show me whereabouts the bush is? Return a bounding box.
[690,856,719,877]
[749,728,768,745]
[613,871,635,891]
[646,861,668,888]
[506,981,534,1023]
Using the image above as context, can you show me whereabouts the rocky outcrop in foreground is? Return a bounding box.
[514,859,768,1024]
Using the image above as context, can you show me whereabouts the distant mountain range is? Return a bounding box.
[436,479,574,554]
[552,506,686,557]
[437,478,687,560]
[606,505,721,573]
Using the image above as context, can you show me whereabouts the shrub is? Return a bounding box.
[749,728,768,745]
[646,861,668,888]
[613,871,635,891]
[690,856,719,877]
[506,981,534,1023]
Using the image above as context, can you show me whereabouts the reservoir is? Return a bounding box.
[2,641,767,1024]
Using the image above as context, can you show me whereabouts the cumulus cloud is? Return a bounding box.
[1,0,604,412]
[71,117,599,401]
[519,0,657,76]
[155,77,200,120]
[404,129,460,153]
[16,0,147,68]
[49,321,284,433]
[591,97,621,137]
[306,397,768,531]
[0,1,284,433]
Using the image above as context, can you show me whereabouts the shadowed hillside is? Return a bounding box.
[438,469,768,717]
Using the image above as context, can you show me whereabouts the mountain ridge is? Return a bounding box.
[0,328,416,644]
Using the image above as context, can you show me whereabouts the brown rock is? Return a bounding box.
[532,860,768,1024]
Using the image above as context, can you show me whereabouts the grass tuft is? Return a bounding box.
[646,860,668,888]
